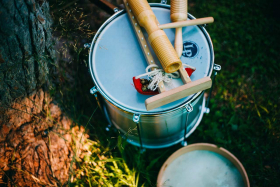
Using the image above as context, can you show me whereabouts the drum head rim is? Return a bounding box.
[89,3,214,115]
[157,143,250,187]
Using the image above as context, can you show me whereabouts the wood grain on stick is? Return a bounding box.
[174,27,183,57]
[127,0,182,73]
[170,0,188,57]
[170,0,192,84]
[123,0,165,92]
[170,0,188,22]
[145,77,212,111]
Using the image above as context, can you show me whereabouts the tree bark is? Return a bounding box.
[0,0,75,186]
[0,0,55,106]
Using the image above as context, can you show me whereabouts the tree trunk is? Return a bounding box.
[0,0,76,186]
[0,0,55,105]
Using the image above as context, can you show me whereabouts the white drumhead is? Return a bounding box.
[90,5,214,113]
[157,144,249,187]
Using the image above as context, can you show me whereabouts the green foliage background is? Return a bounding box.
[50,0,280,186]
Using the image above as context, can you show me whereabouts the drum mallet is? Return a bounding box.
[158,17,214,30]
[170,0,192,84]
[170,0,214,84]
[171,0,188,57]
[127,0,182,74]
[127,0,212,111]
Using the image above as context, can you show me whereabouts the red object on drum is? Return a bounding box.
[133,77,159,95]
[185,68,195,77]
[133,68,195,95]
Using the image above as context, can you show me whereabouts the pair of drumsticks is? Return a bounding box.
[125,0,214,110]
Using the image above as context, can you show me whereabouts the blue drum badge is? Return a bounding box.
[182,41,199,58]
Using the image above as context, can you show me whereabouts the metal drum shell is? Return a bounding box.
[89,3,215,149]
[103,93,205,149]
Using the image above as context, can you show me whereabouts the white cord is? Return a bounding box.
[135,64,180,91]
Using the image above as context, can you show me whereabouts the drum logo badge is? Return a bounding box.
[182,41,199,58]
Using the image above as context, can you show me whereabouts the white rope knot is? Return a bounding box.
[135,64,180,91]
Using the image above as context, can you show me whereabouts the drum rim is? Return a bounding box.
[89,3,214,115]
[157,143,250,187]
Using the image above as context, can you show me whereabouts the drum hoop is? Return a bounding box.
[103,90,203,118]
[89,3,214,115]
[157,143,250,187]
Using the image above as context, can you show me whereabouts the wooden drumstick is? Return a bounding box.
[127,0,182,73]
[123,0,165,93]
[169,2,214,84]
[145,77,211,110]
[170,0,191,83]
[171,0,188,57]
[159,17,214,30]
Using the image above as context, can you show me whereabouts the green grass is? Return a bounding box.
[49,0,280,186]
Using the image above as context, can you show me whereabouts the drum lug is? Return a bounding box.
[161,0,167,4]
[205,63,222,112]
[133,114,145,151]
[90,86,98,95]
[181,103,193,147]
[84,43,91,48]
[133,113,141,123]
[113,7,119,13]
[203,107,210,114]
[90,86,104,114]
[185,103,193,113]
[214,64,221,71]
[181,140,188,147]
[200,104,210,114]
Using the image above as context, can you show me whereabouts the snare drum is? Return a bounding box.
[89,3,214,149]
